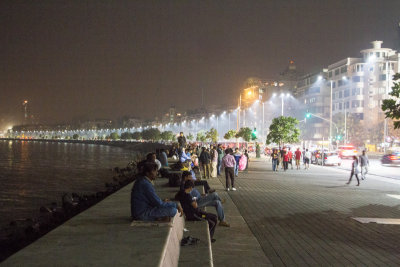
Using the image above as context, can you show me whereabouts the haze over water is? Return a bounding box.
[0,140,134,229]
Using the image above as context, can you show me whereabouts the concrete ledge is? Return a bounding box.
[179,221,213,267]
[1,179,184,267]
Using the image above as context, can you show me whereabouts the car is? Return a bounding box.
[338,145,357,158]
[381,151,400,166]
[317,152,342,166]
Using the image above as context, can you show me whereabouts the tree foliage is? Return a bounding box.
[160,131,175,141]
[72,134,79,140]
[131,131,142,140]
[120,132,132,140]
[142,128,161,141]
[266,116,300,146]
[382,73,400,129]
[187,133,194,141]
[206,128,218,143]
[196,131,207,142]
[224,130,237,140]
[109,132,119,140]
[235,127,252,142]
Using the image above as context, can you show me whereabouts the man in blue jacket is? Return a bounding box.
[131,162,183,221]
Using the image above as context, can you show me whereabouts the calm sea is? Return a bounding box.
[0,140,135,229]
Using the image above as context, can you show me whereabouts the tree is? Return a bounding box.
[109,132,119,140]
[224,130,237,140]
[187,133,194,141]
[235,127,252,142]
[120,132,132,140]
[382,73,400,129]
[206,128,218,143]
[266,116,300,146]
[142,128,161,141]
[131,131,142,140]
[160,131,175,141]
[72,134,79,140]
[196,131,207,143]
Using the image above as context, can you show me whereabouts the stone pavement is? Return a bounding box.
[214,157,400,266]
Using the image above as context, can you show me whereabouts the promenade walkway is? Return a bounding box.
[220,157,400,266]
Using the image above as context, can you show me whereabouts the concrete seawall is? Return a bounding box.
[1,179,184,267]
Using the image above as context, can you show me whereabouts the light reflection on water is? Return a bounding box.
[0,140,134,228]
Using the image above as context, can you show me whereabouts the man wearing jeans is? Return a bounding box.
[131,162,183,221]
[359,150,369,180]
[217,144,224,176]
[221,148,236,191]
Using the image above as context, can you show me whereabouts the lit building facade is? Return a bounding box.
[295,40,399,145]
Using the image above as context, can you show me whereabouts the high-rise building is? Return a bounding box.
[295,41,399,146]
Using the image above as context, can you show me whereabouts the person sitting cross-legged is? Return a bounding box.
[131,162,183,221]
[178,171,230,227]
[177,180,218,242]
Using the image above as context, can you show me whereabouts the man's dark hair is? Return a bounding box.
[184,180,194,189]
[141,162,158,174]
[146,152,156,161]
[182,170,192,179]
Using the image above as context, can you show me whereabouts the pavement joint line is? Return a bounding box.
[353,217,400,225]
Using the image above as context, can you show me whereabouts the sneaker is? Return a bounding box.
[231,187,237,191]
[219,221,230,227]
[226,188,230,191]
[211,238,216,243]
[208,189,216,194]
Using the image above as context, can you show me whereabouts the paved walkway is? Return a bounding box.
[216,157,400,266]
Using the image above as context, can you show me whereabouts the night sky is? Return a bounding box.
[1,0,400,127]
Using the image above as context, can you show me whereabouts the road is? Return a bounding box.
[220,157,400,266]
[325,158,400,180]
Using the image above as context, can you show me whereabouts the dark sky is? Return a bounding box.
[1,0,400,126]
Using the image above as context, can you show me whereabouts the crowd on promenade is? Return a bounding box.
[129,132,250,243]
[268,146,370,186]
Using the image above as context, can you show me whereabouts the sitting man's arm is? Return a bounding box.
[145,182,177,209]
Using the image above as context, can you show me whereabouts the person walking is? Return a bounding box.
[287,148,293,169]
[304,149,311,170]
[221,148,236,191]
[295,148,302,170]
[271,149,279,172]
[359,150,369,180]
[283,150,289,171]
[210,146,218,178]
[233,148,242,177]
[217,144,224,176]
[244,149,249,171]
[199,147,211,179]
[346,155,360,186]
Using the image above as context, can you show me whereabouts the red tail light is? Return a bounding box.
[324,157,327,160]
[390,155,397,160]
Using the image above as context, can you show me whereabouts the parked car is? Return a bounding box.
[317,152,342,166]
[381,150,400,166]
[338,145,357,158]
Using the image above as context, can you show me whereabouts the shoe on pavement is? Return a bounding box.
[231,187,237,191]
[209,189,216,194]
[211,238,216,243]
[219,221,230,227]
[226,188,230,191]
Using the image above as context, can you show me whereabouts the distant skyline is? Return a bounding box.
[1,0,400,128]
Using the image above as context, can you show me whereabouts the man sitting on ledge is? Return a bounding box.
[131,162,183,221]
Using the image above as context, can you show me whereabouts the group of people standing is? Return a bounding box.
[270,147,312,171]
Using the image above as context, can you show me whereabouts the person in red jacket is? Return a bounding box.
[283,150,289,171]
[295,148,302,170]
[287,148,293,170]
